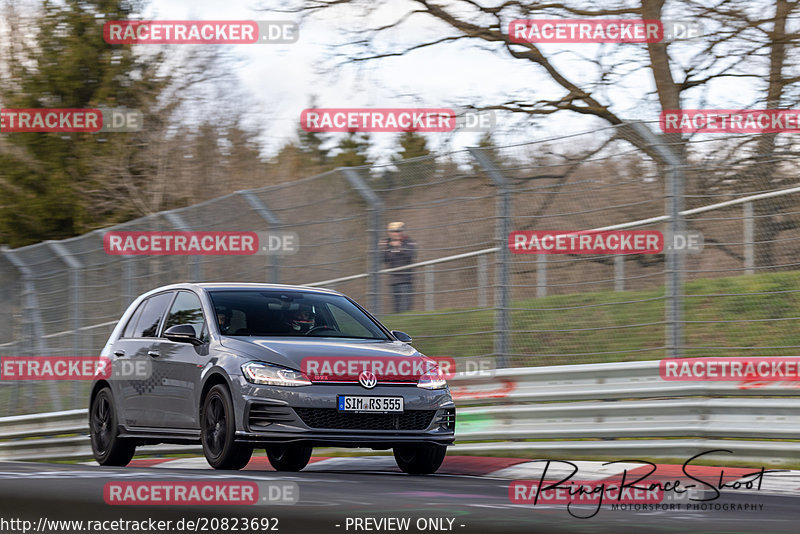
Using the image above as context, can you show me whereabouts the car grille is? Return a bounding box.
[294,408,436,431]
[248,404,295,429]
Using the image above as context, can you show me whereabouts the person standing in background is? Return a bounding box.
[381,222,417,313]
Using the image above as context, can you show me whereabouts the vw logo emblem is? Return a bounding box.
[358,370,377,389]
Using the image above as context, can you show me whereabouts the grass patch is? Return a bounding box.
[383,271,800,365]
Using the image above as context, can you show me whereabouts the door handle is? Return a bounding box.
[147,350,160,358]
[114,350,125,357]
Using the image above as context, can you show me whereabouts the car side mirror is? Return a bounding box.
[391,330,413,343]
[164,324,204,346]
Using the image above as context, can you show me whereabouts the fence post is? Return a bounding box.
[47,242,83,409]
[537,255,547,298]
[743,201,755,275]
[341,168,384,317]
[424,265,435,311]
[164,211,202,282]
[238,190,282,283]
[1,247,59,412]
[614,255,625,291]
[469,148,511,368]
[477,254,488,307]
[631,122,685,358]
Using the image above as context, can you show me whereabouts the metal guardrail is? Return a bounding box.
[0,409,201,461]
[2,360,799,463]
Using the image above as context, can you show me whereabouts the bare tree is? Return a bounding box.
[260,0,799,266]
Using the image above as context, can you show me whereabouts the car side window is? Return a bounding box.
[164,291,207,342]
[121,301,146,339]
[132,292,175,338]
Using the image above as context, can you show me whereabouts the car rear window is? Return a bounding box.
[131,292,175,338]
[121,301,146,338]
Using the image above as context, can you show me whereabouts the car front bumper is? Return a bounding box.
[231,376,456,448]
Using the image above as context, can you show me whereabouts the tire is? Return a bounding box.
[393,444,446,475]
[201,385,253,470]
[266,444,313,472]
[90,387,136,466]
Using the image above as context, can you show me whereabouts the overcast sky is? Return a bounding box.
[140,0,771,161]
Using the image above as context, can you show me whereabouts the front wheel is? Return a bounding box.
[90,387,136,466]
[393,444,446,475]
[201,385,253,470]
[266,445,313,472]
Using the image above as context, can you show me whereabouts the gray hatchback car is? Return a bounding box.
[89,283,455,474]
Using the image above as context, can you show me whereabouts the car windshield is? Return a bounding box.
[208,290,390,340]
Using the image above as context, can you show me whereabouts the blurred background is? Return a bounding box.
[0,0,798,415]
[2,123,800,415]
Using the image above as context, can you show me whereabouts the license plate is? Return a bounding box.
[337,396,404,413]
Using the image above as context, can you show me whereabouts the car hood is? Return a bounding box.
[219,336,430,379]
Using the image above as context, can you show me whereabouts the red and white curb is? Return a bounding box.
[84,455,800,497]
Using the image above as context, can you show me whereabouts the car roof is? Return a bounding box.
[140,282,343,298]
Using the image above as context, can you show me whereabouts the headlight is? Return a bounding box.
[241,362,311,386]
[417,366,447,390]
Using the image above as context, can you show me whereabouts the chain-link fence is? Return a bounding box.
[2,121,799,414]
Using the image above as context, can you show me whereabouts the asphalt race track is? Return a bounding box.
[0,456,799,534]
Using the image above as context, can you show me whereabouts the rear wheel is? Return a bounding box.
[393,444,446,474]
[201,385,253,470]
[266,445,313,472]
[90,387,136,466]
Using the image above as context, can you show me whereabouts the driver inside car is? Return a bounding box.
[215,305,232,334]
[284,304,317,334]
